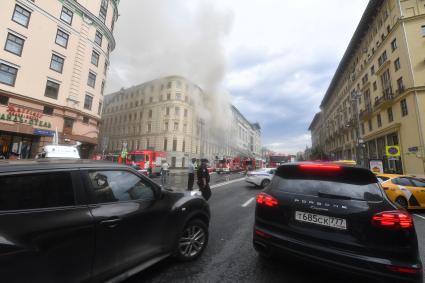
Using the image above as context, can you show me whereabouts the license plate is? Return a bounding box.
[295,211,347,230]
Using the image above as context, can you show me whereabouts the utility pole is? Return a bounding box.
[351,91,363,167]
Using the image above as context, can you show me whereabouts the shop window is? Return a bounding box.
[0,95,9,106]
[43,106,54,115]
[44,80,60,99]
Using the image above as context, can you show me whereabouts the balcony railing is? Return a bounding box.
[359,104,373,120]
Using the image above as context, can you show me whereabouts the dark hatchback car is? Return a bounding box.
[253,163,423,283]
[0,159,210,283]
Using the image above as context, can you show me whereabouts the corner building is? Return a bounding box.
[0,0,119,158]
[310,0,425,174]
[100,76,262,167]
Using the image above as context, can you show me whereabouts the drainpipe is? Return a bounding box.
[397,0,425,173]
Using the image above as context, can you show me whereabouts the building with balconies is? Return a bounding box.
[0,0,119,158]
[99,76,262,167]
[309,0,425,174]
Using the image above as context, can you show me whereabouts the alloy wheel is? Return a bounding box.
[178,224,206,258]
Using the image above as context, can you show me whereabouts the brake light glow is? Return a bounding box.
[372,211,413,229]
[386,265,422,274]
[256,192,278,207]
[299,164,341,171]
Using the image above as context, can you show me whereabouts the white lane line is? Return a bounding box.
[242,197,255,207]
[210,178,245,189]
[414,214,425,221]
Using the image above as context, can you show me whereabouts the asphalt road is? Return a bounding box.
[125,177,425,283]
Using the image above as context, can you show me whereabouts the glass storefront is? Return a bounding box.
[0,131,39,159]
[364,132,403,174]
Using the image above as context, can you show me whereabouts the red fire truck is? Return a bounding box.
[241,158,265,171]
[267,155,288,168]
[126,150,167,176]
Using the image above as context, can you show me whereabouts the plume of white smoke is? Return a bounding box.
[107,0,234,144]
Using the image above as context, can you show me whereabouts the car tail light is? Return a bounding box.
[299,164,341,171]
[386,265,422,274]
[254,229,271,238]
[372,211,413,229]
[256,192,278,207]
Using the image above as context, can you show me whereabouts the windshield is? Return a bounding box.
[127,154,144,162]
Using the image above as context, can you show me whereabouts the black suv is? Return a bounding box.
[0,159,210,283]
[253,163,422,283]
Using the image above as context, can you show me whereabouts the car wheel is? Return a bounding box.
[175,219,208,261]
[261,179,270,188]
[395,196,408,209]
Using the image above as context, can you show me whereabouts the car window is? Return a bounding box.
[410,178,425,187]
[268,169,276,174]
[377,176,389,182]
[88,170,155,203]
[392,177,412,186]
[0,172,75,210]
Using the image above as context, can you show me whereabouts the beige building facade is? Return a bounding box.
[99,76,262,167]
[310,0,425,174]
[0,0,118,158]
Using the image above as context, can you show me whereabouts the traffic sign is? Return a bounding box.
[386,146,400,157]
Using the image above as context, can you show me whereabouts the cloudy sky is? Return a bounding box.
[106,0,369,154]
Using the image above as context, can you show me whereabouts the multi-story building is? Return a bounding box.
[99,76,262,167]
[310,0,425,174]
[0,0,119,158]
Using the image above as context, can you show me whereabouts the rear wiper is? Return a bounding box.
[317,192,363,201]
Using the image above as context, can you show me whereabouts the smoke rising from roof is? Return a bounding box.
[107,0,235,147]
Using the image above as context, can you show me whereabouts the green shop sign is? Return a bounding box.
[0,113,52,129]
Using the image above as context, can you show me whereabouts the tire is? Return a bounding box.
[175,219,208,261]
[395,196,408,209]
[261,179,270,188]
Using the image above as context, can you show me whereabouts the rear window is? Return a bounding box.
[273,165,383,201]
[0,172,75,210]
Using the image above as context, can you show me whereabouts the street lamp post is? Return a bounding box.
[351,91,363,167]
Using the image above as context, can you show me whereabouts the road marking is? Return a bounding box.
[242,197,255,207]
[210,178,245,189]
[414,214,425,221]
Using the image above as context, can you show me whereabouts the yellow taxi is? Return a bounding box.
[377,174,425,210]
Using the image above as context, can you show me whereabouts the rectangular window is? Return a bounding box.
[43,106,54,115]
[60,6,73,25]
[373,81,377,91]
[164,122,168,131]
[368,120,373,132]
[397,77,404,92]
[172,139,177,151]
[84,94,93,110]
[55,29,69,48]
[50,54,64,73]
[147,123,151,133]
[148,109,152,118]
[83,116,89,124]
[164,138,167,151]
[184,109,188,117]
[98,102,102,115]
[391,38,397,51]
[99,0,108,23]
[0,172,75,210]
[95,30,103,47]
[394,58,401,71]
[87,72,96,88]
[183,124,187,132]
[166,107,170,115]
[361,123,365,135]
[400,99,408,117]
[378,50,387,66]
[370,65,375,75]
[0,95,9,105]
[44,80,60,99]
[167,93,171,100]
[174,122,179,131]
[175,107,180,116]
[377,113,382,128]
[176,93,181,100]
[91,50,100,66]
[387,107,394,122]
[12,5,31,27]
[101,80,105,95]
[4,33,25,56]
[0,63,18,86]
[167,82,172,89]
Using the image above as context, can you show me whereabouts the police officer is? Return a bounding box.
[187,158,196,191]
[197,159,211,200]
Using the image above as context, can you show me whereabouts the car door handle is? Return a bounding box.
[100,217,121,228]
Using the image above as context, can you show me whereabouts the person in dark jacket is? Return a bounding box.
[197,159,211,200]
[187,158,196,191]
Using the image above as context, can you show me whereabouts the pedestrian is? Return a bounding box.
[197,159,211,200]
[161,160,170,186]
[187,158,196,191]
[144,160,151,177]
